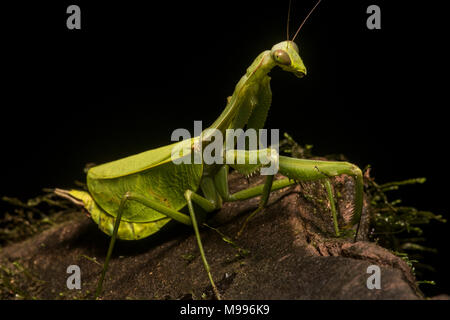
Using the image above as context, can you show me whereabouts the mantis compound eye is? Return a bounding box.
[272,50,291,66]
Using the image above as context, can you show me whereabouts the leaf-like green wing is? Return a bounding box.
[87,137,203,223]
[88,138,197,179]
[64,189,171,240]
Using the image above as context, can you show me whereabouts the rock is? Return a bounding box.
[0,172,422,299]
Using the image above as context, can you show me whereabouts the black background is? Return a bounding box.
[1,1,448,296]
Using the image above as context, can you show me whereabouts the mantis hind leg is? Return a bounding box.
[94,191,222,299]
[184,190,222,300]
[95,192,129,299]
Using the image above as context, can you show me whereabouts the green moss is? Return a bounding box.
[1,191,74,247]
[0,260,45,299]
[365,171,445,289]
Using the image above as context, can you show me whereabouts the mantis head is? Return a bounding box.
[270,41,306,78]
[270,0,321,78]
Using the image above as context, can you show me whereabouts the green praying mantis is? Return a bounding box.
[55,0,364,300]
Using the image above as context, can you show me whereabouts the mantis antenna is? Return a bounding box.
[287,0,292,42]
[291,0,322,42]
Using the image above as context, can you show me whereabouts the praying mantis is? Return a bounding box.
[55,0,364,300]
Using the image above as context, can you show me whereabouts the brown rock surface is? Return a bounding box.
[0,172,421,299]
